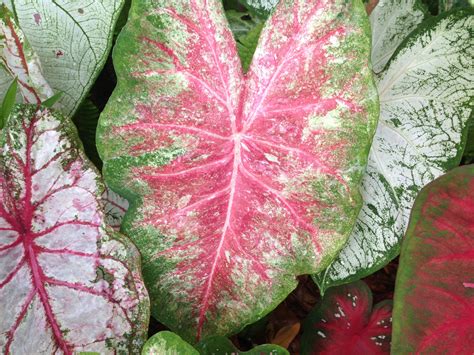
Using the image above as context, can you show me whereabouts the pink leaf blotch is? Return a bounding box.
[0,106,149,354]
[98,0,378,341]
[392,165,474,354]
[301,281,392,354]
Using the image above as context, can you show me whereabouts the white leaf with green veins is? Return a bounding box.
[1,0,125,115]
[370,0,428,73]
[316,11,474,291]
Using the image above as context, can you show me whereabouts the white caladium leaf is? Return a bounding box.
[239,0,279,17]
[0,0,125,115]
[98,0,377,342]
[369,0,428,73]
[0,4,53,104]
[102,187,129,231]
[316,10,474,291]
[0,105,149,353]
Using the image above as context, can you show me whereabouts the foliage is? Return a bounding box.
[392,165,474,353]
[98,0,377,341]
[0,105,149,354]
[301,281,392,354]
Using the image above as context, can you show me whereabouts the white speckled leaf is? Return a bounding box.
[239,0,279,17]
[0,5,53,104]
[102,187,129,231]
[369,0,428,73]
[316,10,474,291]
[0,105,149,354]
[0,0,125,115]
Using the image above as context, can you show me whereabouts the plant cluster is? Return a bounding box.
[0,0,472,354]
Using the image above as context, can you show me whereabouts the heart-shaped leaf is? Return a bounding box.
[316,10,473,291]
[238,0,279,18]
[301,281,392,355]
[392,165,474,354]
[98,0,377,341]
[0,105,149,353]
[0,0,125,115]
[0,4,53,104]
[142,331,199,355]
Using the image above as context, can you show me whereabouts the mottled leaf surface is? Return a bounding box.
[301,281,392,355]
[98,0,377,341]
[317,10,473,291]
[0,0,124,115]
[392,165,474,354]
[142,331,199,355]
[0,4,53,104]
[0,106,149,354]
[369,0,428,73]
[102,187,129,231]
[239,0,279,17]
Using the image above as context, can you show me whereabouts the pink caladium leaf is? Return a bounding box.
[392,165,474,354]
[301,281,392,354]
[0,105,149,354]
[97,0,378,341]
[102,187,129,231]
[0,5,53,104]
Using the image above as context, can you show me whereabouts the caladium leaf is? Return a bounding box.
[239,0,279,18]
[316,10,474,292]
[392,165,474,354]
[369,0,428,73]
[98,0,377,341]
[102,187,129,231]
[0,4,53,104]
[142,331,199,355]
[197,336,289,355]
[301,281,392,355]
[142,331,289,355]
[0,105,149,354]
[0,0,125,115]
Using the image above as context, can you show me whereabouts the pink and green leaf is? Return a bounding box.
[0,105,149,354]
[392,165,474,354]
[98,0,378,341]
[0,4,53,104]
[301,281,392,355]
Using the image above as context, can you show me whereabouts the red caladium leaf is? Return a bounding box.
[392,165,474,354]
[301,281,392,354]
[97,0,378,341]
[0,106,149,354]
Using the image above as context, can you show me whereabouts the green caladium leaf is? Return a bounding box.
[142,332,199,355]
[98,0,377,342]
[142,331,289,355]
[369,0,428,73]
[0,105,149,353]
[225,10,263,72]
[0,4,53,104]
[0,0,125,115]
[316,10,473,292]
[197,336,289,354]
[0,77,17,129]
[392,165,474,354]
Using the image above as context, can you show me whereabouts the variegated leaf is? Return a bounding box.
[0,105,149,354]
[239,0,279,17]
[98,0,377,342]
[316,10,473,291]
[0,0,125,115]
[369,0,428,73]
[102,187,129,231]
[0,4,53,104]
